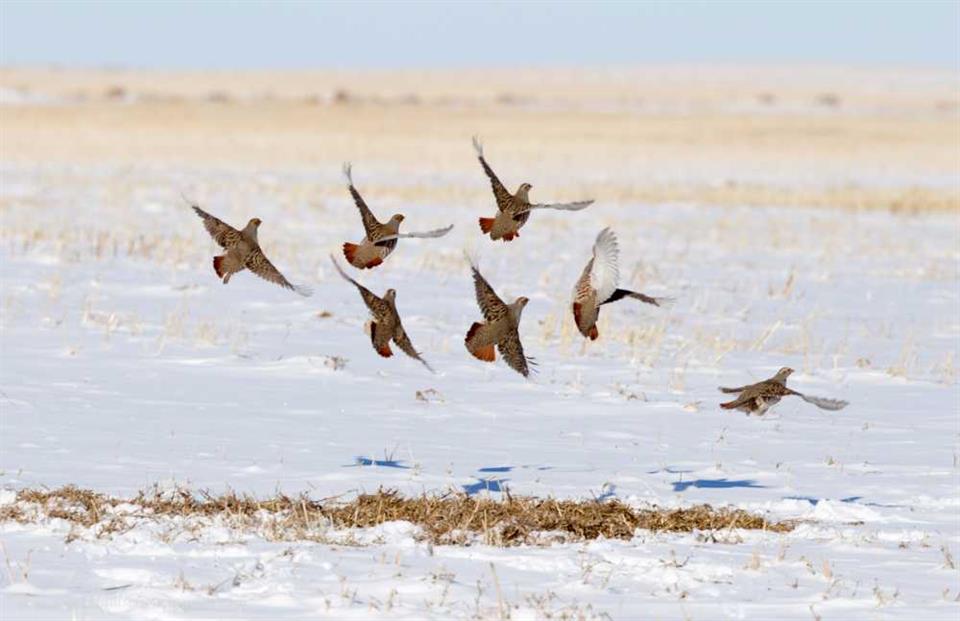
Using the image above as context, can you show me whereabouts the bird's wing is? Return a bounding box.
[470,262,509,322]
[192,205,241,249]
[472,136,514,212]
[518,199,594,215]
[797,393,849,411]
[397,224,455,239]
[343,163,381,237]
[245,249,312,296]
[589,227,619,303]
[718,385,748,394]
[603,289,674,308]
[497,328,535,378]
[392,324,435,373]
[330,255,386,313]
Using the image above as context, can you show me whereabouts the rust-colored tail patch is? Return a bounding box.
[478,217,495,234]
[213,255,226,279]
[342,242,359,266]
[370,321,394,358]
[573,302,597,339]
[465,322,496,362]
[365,257,383,269]
[719,400,738,410]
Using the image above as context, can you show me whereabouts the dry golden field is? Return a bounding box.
[2,66,958,212]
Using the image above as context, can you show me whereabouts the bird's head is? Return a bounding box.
[775,367,795,380]
[390,214,405,225]
[510,296,529,319]
[516,183,533,201]
[248,217,262,228]
[384,288,397,303]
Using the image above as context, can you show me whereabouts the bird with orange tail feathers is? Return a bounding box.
[464,258,536,377]
[572,227,671,340]
[472,136,593,242]
[719,367,848,415]
[330,256,434,372]
[190,203,312,296]
[341,163,453,269]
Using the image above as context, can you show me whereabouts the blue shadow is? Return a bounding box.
[463,478,508,495]
[783,495,901,509]
[477,466,513,473]
[672,478,765,492]
[350,456,410,469]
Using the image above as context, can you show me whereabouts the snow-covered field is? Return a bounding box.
[1,92,959,618]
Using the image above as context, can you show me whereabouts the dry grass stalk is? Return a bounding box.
[1,485,794,547]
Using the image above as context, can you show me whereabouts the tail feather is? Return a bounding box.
[342,242,359,266]
[478,217,495,234]
[212,255,226,279]
[465,322,496,362]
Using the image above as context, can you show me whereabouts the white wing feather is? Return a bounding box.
[398,224,454,239]
[590,227,620,303]
[521,199,594,214]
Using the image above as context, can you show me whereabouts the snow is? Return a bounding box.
[1,163,958,619]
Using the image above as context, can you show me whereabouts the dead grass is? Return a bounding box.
[0,485,793,547]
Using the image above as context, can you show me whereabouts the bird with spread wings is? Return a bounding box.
[472,136,593,242]
[331,256,434,372]
[719,367,849,415]
[341,163,453,269]
[572,227,672,340]
[464,259,536,377]
[190,203,312,297]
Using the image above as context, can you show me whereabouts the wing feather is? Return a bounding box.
[472,137,514,212]
[393,324,435,373]
[330,256,387,314]
[343,163,381,237]
[470,262,508,322]
[497,329,534,378]
[520,199,594,214]
[192,205,241,248]
[397,224,454,239]
[589,227,619,303]
[246,249,312,296]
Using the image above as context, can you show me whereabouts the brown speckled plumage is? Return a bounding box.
[331,256,433,372]
[572,228,670,340]
[341,164,452,269]
[464,260,535,377]
[472,137,593,242]
[191,204,311,296]
[719,367,848,415]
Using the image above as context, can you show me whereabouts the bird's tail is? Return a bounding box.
[465,322,496,362]
[213,255,226,279]
[478,217,495,234]
[342,242,359,266]
[720,397,749,410]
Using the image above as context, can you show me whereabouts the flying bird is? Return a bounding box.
[191,203,312,296]
[572,227,672,340]
[472,136,593,242]
[330,256,434,372]
[465,259,535,377]
[719,367,849,415]
[341,163,453,269]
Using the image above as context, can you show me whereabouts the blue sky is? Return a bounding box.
[1,1,957,69]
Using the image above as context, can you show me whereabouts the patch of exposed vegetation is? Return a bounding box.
[0,485,794,547]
